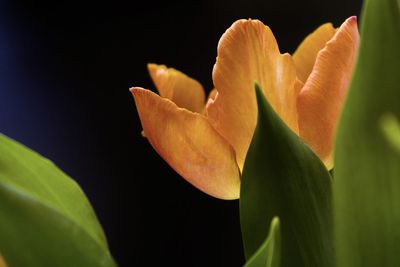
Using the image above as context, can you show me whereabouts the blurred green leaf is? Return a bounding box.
[333,0,400,266]
[0,134,117,267]
[240,85,333,267]
[380,113,400,152]
[244,217,281,267]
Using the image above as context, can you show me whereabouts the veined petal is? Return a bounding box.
[297,16,359,168]
[131,87,240,199]
[293,23,336,83]
[207,19,299,169]
[148,63,206,113]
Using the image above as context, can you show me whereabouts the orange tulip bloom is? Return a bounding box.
[131,17,359,200]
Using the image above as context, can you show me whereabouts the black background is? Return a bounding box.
[0,0,362,266]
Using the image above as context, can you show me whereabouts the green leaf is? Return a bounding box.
[380,113,400,152]
[333,0,400,266]
[0,182,117,267]
[244,217,281,267]
[240,85,333,267]
[0,134,117,267]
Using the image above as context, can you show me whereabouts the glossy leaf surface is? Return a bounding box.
[240,85,333,267]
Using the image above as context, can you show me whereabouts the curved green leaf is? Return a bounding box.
[334,0,400,266]
[240,85,333,267]
[244,217,281,267]
[0,182,117,267]
[0,134,116,266]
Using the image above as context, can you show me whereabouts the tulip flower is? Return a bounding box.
[131,16,359,200]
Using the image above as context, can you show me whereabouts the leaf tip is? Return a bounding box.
[271,216,280,229]
[254,82,264,103]
[379,113,400,152]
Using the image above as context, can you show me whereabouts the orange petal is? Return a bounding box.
[293,23,336,83]
[297,16,359,168]
[148,63,206,113]
[207,88,218,101]
[204,88,218,113]
[131,87,240,199]
[207,19,299,169]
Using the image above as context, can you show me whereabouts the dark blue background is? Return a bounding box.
[0,0,362,266]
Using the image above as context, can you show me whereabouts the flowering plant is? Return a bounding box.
[0,0,399,266]
[131,0,400,265]
[131,16,358,199]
